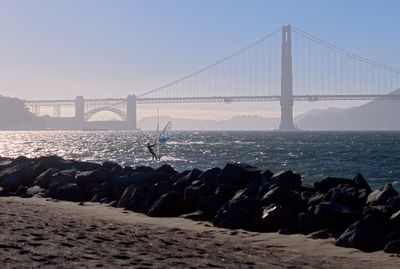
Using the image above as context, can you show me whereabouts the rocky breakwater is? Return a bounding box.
[1,155,400,254]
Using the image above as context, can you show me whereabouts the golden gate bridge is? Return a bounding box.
[24,25,400,130]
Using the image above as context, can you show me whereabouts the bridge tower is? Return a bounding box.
[279,25,296,130]
[126,94,137,129]
[75,96,85,127]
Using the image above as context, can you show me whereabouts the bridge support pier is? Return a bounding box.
[126,95,137,130]
[279,25,296,131]
[74,96,85,129]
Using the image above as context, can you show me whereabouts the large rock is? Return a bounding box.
[366,184,399,206]
[0,166,27,193]
[173,169,202,192]
[260,185,306,213]
[46,169,77,192]
[148,181,174,206]
[148,191,185,217]
[336,215,387,252]
[386,196,400,214]
[220,163,259,186]
[91,182,115,202]
[353,173,372,194]
[75,170,106,186]
[49,183,83,202]
[117,185,136,208]
[34,168,60,188]
[0,159,13,172]
[113,171,169,201]
[270,171,302,191]
[213,192,258,229]
[297,212,321,235]
[215,182,237,201]
[155,164,178,178]
[384,240,400,254]
[314,177,354,193]
[196,194,226,218]
[258,204,293,232]
[313,202,361,230]
[322,186,368,210]
[24,186,46,198]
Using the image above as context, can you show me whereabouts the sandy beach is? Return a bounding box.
[0,197,398,268]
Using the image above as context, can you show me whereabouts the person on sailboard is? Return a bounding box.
[146,142,159,160]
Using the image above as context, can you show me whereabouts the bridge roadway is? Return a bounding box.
[24,94,400,106]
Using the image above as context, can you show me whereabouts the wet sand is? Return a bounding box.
[0,197,398,268]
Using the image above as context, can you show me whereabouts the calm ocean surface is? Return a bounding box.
[0,131,399,190]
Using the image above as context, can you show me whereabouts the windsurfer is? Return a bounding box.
[146,142,159,160]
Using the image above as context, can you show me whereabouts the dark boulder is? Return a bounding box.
[270,171,302,191]
[148,191,185,217]
[220,163,259,186]
[113,173,146,199]
[34,168,60,188]
[363,205,390,219]
[49,183,83,202]
[15,185,28,197]
[384,240,400,254]
[72,161,102,172]
[25,186,46,198]
[260,185,306,213]
[258,204,293,232]
[155,164,178,178]
[81,182,100,201]
[215,182,237,201]
[91,182,115,202]
[353,173,372,194]
[308,193,325,206]
[198,167,223,192]
[314,177,354,193]
[173,169,202,192]
[196,194,226,218]
[46,169,77,193]
[133,165,154,173]
[389,210,400,228]
[213,192,258,229]
[335,215,387,252]
[117,185,136,208]
[123,186,149,213]
[183,181,204,210]
[385,196,400,214]
[0,186,7,196]
[75,170,106,186]
[366,184,399,206]
[148,181,174,206]
[0,166,27,193]
[314,202,361,230]
[297,212,321,235]
[322,186,368,210]
[0,159,13,172]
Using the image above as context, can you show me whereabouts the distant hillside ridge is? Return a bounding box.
[138,115,280,130]
[296,89,400,130]
[0,96,45,130]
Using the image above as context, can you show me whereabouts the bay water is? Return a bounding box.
[0,131,399,190]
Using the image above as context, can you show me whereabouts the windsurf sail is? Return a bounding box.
[159,121,172,144]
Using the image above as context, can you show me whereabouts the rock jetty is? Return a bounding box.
[1,155,400,254]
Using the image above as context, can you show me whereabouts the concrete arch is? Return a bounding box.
[85,107,127,121]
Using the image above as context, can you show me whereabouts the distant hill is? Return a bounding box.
[0,96,45,130]
[296,90,400,130]
[138,115,280,130]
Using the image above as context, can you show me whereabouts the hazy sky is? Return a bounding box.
[0,0,399,120]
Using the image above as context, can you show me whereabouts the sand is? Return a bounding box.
[0,197,398,268]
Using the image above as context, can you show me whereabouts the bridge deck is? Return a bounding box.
[24,94,400,106]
